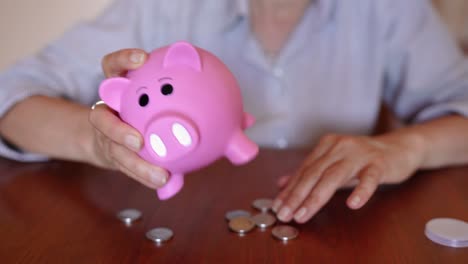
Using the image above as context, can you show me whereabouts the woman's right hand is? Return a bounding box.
[87,49,169,189]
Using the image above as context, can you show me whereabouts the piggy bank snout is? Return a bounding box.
[144,114,200,162]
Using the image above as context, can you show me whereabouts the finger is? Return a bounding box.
[89,107,143,152]
[96,132,116,169]
[347,166,381,210]
[272,135,338,212]
[274,154,335,215]
[113,160,154,187]
[277,174,291,189]
[102,49,148,77]
[341,178,360,189]
[114,159,167,190]
[276,155,342,222]
[297,134,340,176]
[272,173,300,213]
[108,141,168,189]
[293,161,352,223]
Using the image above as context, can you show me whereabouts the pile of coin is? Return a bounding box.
[116,197,299,245]
[226,198,299,242]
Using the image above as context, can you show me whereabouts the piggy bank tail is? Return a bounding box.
[225,131,259,165]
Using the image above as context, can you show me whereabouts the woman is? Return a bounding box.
[1,0,468,223]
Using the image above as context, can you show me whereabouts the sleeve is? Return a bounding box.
[382,0,468,124]
[0,0,152,161]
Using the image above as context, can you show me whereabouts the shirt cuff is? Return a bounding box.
[0,138,48,162]
[413,100,468,123]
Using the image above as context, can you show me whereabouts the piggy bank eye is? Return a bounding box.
[139,94,149,107]
[161,84,173,96]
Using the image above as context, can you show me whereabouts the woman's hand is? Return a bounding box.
[101,48,148,77]
[86,48,169,189]
[272,132,426,223]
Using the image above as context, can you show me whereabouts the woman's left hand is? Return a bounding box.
[272,132,426,223]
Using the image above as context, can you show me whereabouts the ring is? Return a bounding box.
[91,100,106,110]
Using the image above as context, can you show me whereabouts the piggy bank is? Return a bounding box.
[99,41,259,200]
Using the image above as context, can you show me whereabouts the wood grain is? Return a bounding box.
[0,149,467,263]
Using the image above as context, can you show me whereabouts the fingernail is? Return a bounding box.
[294,207,307,221]
[272,199,282,213]
[349,196,361,209]
[278,174,290,185]
[130,52,144,64]
[125,135,142,151]
[149,168,167,186]
[278,207,291,222]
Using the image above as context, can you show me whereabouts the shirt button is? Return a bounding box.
[276,138,288,149]
[273,67,284,78]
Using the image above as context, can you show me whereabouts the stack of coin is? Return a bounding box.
[117,208,142,225]
[228,216,256,235]
[226,198,299,241]
[252,213,276,229]
[272,225,299,241]
[252,198,274,212]
[146,227,174,244]
[225,210,251,221]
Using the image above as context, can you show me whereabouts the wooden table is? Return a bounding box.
[0,149,466,263]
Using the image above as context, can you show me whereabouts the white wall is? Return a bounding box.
[0,0,111,70]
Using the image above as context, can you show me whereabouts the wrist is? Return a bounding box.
[74,108,96,164]
[377,127,428,170]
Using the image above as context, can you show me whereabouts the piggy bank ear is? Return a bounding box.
[163,42,202,71]
[98,77,130,112]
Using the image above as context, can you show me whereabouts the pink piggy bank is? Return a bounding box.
[99,41,259,200]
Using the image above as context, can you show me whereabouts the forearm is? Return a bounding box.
[0,96,93,163]
[378,115,468,170]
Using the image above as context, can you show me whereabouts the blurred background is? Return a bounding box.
[0,0,467,71]
[0,0,111,70]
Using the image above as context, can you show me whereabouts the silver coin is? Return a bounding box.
[272,225,299,241]
[225,210,251,221]
[252,198,274,212]
[146,228,174,243]
[117,209,142,224]
[252,213,276,229]
[425,218,468,248]
[228,216,256,234]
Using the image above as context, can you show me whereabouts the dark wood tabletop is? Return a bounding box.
[0,149,467,263]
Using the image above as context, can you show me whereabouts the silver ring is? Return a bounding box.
[91,100,106,110]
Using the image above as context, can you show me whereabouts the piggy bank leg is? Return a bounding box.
[157,173,184,200]
[225,131,259,165]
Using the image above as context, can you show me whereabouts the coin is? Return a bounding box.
[425,218,468,248]
[272,225,299,241]
[252,198,273,212]
[252,213,276,229]
[146,227,174,243]
[225,210,251,221]
[228,216,256,234]
[117,209,142,224]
